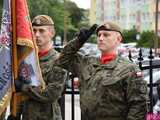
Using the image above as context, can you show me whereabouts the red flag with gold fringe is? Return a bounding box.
[9,0,45,117]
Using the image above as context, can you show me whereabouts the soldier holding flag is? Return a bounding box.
[0,0,67,119]
[14,15,67,120]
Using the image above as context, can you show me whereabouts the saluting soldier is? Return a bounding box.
[56,21,148,120]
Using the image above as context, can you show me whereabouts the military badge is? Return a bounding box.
[131,71,143,78]
[135,80,147,94]
[135,71,143,77]
[139,84,147,94]
[18,61,34,82]
[35,19,41,25]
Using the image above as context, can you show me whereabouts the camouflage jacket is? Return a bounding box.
[57,37,148,120]
[22,48,67,120]
[0,110,6,120]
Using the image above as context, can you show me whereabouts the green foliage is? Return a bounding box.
[64,1,89,40]
[0,0,88,42]
[88,34,97,43]
[28,0,65,36]
[121,28,159,48]
[137,31,156,48]
[122,28,138,43]
[27,0,88,41]
[122,29,157,48]
[65,1,83,28]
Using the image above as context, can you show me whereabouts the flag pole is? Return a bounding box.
[10,0,31,117]
[9,0,45,118]
[11,0,18,117]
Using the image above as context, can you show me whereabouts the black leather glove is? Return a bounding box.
[77,24,98,45]
[15,76,31,92]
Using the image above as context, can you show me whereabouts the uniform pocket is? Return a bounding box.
[132,80,147,94]
[102,76,121,86]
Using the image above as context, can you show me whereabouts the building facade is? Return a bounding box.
[90,0,160,33]
[89,0,96,25]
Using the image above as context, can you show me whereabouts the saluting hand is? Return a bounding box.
[77,24,98,44]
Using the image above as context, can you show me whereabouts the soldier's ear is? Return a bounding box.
[117,32,122,43]
[48,26,55,38]
[49,29,55,38]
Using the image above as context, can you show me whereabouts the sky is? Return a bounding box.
[70,0,90,9]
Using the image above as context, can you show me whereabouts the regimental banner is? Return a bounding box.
[0,0,45,116]
[9,0,45,117]
[0,0,12,115]
[15,0,45,88]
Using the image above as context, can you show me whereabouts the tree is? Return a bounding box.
[0,0,88,42]
[122,28,138,43]
[137,31,156,48]
[64,1,89,40]
[28,0,87,41]
[28,0,65,37]
[65,1,86,28]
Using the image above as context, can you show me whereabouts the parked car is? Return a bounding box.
[79,43,101,57]
[54,45,64,52]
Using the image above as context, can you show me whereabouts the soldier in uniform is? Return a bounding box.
[56,22,148,120]
[15,15,67,120]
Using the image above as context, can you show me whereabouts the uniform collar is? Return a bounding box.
[38,50,49,58]
[39,48,58,62]
[100,53,116,64]
[93,56,120,69]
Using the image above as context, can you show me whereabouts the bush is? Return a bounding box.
[137,31,156,48]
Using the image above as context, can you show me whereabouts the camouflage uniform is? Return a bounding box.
[57,37,148,120]
[21,48,67,120]
[0,110,6,120]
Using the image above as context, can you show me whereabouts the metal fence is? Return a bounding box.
[129,49,160,113]
[60,73,79,120]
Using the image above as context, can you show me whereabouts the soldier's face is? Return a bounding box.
[33,26,54,48]
[97,30,121,54]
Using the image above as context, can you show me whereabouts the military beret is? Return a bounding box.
[32,15,54,26]
[96,21,122,35]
